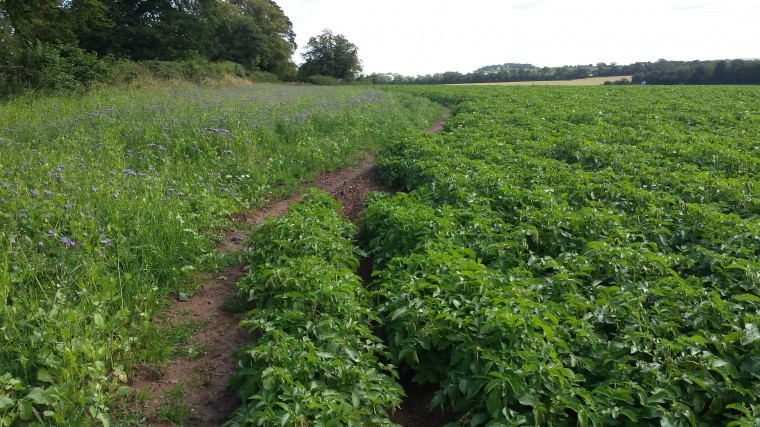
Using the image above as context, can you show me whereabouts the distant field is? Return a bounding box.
[457,75,633,86]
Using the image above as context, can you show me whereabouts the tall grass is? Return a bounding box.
[0,83,441,425]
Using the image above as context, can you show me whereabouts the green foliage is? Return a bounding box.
[631,59,760,85]
[307,75,342,86]
[248,71,279,83]
[298,29,362,81]
[219,0,297,77]
[104,58,250,86]
[0,84,440,425]
[230,190,402,426]
[0,0,299,93]
[364,85,760,426]
[4,42,106,92]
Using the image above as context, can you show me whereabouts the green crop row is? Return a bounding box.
[364,86,760,426]
[230,190,402,426]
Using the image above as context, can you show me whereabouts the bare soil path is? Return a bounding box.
[131,111,450,426]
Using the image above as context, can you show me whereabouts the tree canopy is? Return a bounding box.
[298,29,361,81]
[0,0,298,79]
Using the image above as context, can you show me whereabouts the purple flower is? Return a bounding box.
[48,230,56,238]
[123,169,137,176]
[29,189,39,198]
[100,238,111,246]
[37,241,44,249]
[60,236,75,247]
[203,127,231,137]
[91,186,97,193]
[44,190,53,196]
[20,212,28,219]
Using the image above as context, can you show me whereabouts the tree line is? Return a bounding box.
[0,1,365,93]
[370,59,760,85]
[0,0,297,86]
[627,59,760,85]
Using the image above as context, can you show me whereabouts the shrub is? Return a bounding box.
[248,70,280,83]
[7,42,106,92]
[307,74,341,86]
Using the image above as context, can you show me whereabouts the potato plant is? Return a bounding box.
[364,85,760,426]
[231,190,402,426]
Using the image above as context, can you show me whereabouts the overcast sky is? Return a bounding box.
[274,0,759,76]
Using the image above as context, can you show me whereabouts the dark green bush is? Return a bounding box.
[142,60,190,81]
[5,42,106,92]
[106,59,142,84]
[307,74,341,86]
[106,59,267,86]
[249,70,280,83]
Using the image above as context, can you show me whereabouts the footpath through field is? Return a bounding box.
[132,112,450,426]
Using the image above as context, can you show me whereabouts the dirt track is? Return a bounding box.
[132,113,449,426]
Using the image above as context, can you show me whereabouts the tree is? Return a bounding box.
[4,0,73,43]
[0,0,17,70]
[298,29,361,81]
[211,0,297,78]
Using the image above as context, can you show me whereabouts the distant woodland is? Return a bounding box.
[371,59,760,85]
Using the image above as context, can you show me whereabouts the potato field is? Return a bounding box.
[362,85,760,426]
[1,83,758,426]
